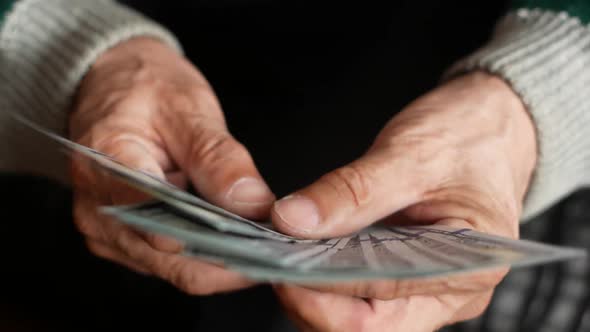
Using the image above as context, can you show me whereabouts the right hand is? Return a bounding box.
[69,37,275,294]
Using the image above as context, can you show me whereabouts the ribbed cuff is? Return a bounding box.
[446,9,590,220]
[0,0,181,181]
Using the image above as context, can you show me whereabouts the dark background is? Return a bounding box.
[119,0,509,197]
[1,1,589,331]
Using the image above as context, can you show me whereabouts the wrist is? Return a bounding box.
[472,71,538,202]
[88,37,180,76]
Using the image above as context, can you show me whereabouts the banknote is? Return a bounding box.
[12,113,296,241]
[14,113,587,282]
[102,201,586,282]
[101,202,318,267]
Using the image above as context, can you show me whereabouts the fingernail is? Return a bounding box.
[227,177,274,205]
[273,195,320,232]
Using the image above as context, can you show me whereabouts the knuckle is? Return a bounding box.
[73,216,95,238]
[467,303,489,320]
[334,310,372,332]
[75,123,109,150]
[91,131,142,156]
[160,85,223,119]
[349,281,397,300]
[70,159,92,186]
[455,292,494,322]
[169,262,214,295]
[189,131,247,167]
[113,229,134,253]
[356,282,378,299]
[185,85,221,112]
[84,240,104,257]
[76,118,151,156]
[163,90,196,113]
[470,293,493,319]
[482,269,509,287]
[73,204,97,238]
[146,234,183,253]
[377,281,401,300]
[445,269,506,294]
[84,241,117,263]
[379,284,396,301]
[350,282,371,298]
[323,164,373,208]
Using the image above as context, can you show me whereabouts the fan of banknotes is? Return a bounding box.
[15,115,586,283]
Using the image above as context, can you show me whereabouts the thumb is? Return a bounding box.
[271,148,439,238]
[157,107,275,220]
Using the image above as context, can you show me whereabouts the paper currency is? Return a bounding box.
[15,114,587,282]
[12,113,296,241]
[102,201,586,282]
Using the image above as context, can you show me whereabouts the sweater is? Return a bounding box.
[0,0,589,221]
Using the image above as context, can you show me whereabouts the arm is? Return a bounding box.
[0,0,180,182]
[447,0,590,220]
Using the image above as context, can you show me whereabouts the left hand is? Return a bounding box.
[271,71,537,331]
[69,37,272,295]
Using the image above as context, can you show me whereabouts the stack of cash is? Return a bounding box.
[17,115,586,283]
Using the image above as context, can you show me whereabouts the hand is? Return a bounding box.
[271,72,537,331]
[70,37,275,294]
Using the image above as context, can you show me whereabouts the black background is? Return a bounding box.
[119,0,509,196]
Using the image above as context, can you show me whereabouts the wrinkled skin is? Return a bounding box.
[271,70,537,331]
[70,37,275,295]
[70,38,537,331]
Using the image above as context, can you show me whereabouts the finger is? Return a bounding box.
[76,197,255,294]
[73,195,119,243]
[276,285,460,332]
[127,170,188,253]
[155,95,275,219]
[165,170,188,189]
[94,203,255,293]
[275,285,373,332]
[270,143,445,238]
[115,228,255,294]
[74,194,181,254]
[85,239,152,275]
[81,134,187,252]
[302,267,507,300]
[449,290,494,324]
[90,221,250,294]
[404,200,520,238]
[136,231,184,253]
[70,156,110,202]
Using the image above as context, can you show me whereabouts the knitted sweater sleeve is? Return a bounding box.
[0,0,181,183]
[446,0,590,221]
